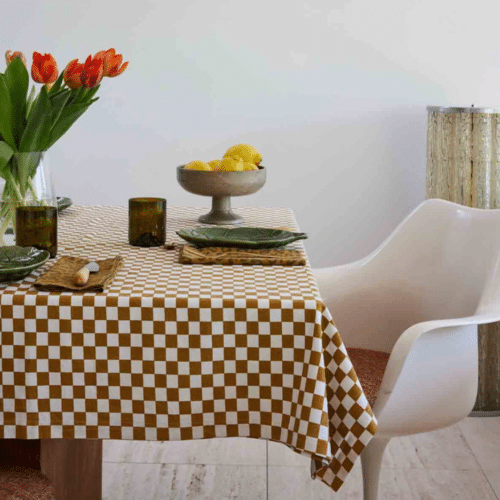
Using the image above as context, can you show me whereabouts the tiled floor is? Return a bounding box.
[102,417,500,499]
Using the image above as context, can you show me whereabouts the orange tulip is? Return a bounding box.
[81,55,104,88]
[63,59,84,90]
[5,50,27,67]
[31,52,58,85]
[94,48,128,77]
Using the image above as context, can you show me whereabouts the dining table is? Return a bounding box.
[0,204,378,499]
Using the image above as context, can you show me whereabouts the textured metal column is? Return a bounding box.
[426,106,500,415]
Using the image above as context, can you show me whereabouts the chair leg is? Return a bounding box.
[360,437,390,500]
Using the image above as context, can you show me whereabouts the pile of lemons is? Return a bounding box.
[183,144,262,172]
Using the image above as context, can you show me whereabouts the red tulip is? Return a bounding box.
[5,50,27,67]
[63,59,84,90]
[94,48,128,77]
[81,55,104,88]
[31,52,58,84]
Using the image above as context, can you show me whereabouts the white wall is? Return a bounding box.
[3,0,500,267]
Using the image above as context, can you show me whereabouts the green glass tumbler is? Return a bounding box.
[128,198,166,247]
[15,205,58,258]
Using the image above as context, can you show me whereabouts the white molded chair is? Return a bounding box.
[313,199,500,500]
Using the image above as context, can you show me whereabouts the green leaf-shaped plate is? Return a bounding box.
[0,245,50,283]
[176,227,308,249]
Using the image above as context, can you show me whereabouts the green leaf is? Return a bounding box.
[19,85,52,152]
[10,151,43,195]
[3,57,29,147]
[83,84,100,103]
[70,85,86,105]
[0,74,16,149]
[26,85,37,119]
[50,89,71,127]
[0,141,14,179]
[49,88,70,101]
[45,102,91,150]
[48,71,65,96]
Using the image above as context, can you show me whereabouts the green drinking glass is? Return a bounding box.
[128,198,166,247]
[15,205,58,258]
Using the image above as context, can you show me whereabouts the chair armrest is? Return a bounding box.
[373,313,500,437]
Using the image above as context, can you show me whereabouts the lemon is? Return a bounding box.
[207,159,222,170]
[184,160,211,171]
[242,162,258,171]
[223,144,262,166]
[218,156,244,171]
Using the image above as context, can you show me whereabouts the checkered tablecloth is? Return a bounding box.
[0,205,377,491]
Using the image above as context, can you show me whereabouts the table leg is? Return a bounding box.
[40,439,103,500]
[0,439,41,468]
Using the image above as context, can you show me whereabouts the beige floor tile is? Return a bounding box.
[267,440,363,469]
[482,469,500,500]
[383,424,480,470]
[268,465,497,500]
[102,463,266,500]
[458,417,500,469]
[103,437,266,466]
[458,416,500,498]
[268,465,362,500]
[267,441,313,467]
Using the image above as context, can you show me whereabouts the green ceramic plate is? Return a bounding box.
[57,196,72,211]
[176,227,308,249]
[0,246,50,283]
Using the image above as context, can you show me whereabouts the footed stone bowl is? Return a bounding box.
[176,165,266,225]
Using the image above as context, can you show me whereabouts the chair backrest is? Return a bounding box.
[365,199,500,322]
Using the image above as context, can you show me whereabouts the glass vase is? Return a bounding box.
[0,152,56,246]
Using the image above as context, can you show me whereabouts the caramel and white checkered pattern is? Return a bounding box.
[0,205,377,492]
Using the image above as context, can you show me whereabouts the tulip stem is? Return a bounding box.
[0,212,13,246]
[0,165,45,244]
[0,175,21,246]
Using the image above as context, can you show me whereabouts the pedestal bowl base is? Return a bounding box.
[198,209,243,225]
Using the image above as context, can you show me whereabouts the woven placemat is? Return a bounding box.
[34,256,124,292]
[178,245,306,266]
